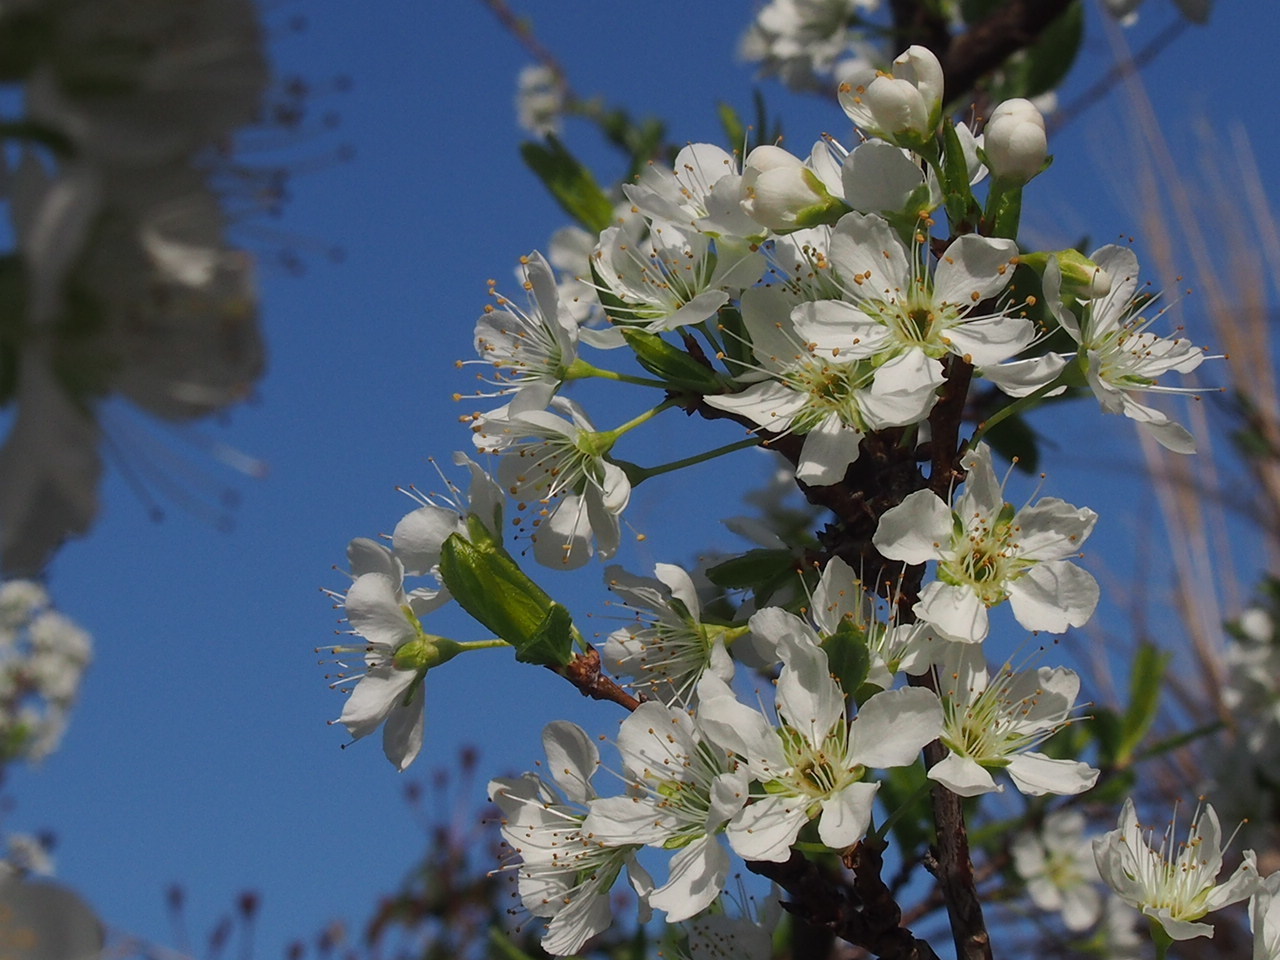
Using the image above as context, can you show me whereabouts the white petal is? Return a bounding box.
[841,140,926,214]
[650,835,730,922]
[393,505,464,576]
[828,211,910,304]
[339,667,418,740]
[927,753,998,796]
[1006,753,1098,796]
[860,348,944,428]
[726,794,810,862]
[932,234,1018,308]
[1014,499,1098,560]
[873,489,951,564]
[1008,561,1099,633]
[345,573,417,648]
[796,413,862,485]
[915,580,989,643]
[791,299,889,358]
[848,687,942,768]
[381,689,426,771]
[542,720,599,803]
[817,781,879,849]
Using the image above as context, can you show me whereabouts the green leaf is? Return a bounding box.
[877,762,932,856]
[1090,705,1124,767]
[1116,642,1170,765]
[705,549,796,590]
[715,305,754,377]
[939,119,981,231]
[717,101,745,154]
[519,136,616,233]
[983,409,1039,473]
[621,328,723,391]
[821,619,871,697]
[1013,3,1085,100]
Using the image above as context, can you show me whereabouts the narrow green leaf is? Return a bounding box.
[1116,642,1170,764]
[519,136,615,233]
[717,101,745,154]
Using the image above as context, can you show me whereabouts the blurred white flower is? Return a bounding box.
[1012,809,1103,930]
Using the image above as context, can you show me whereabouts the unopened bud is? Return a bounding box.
[984,99,1048,184]
[840,45,944,147]
[741,145,835,231]
[1020,249,1112,300]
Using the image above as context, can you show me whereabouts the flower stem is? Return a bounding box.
[1149,918,1174,960]
[967,375,1066,447]
[563,357,669,389]
[618,435,763,485]
[603,398,679,440]
[456,638,513,652]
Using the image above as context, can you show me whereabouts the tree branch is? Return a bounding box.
[940,0,1078,105]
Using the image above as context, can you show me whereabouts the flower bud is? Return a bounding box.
[984,98,1048,184]
[839,45,943,147]
[1020,249,1112,300]
[741,145,834,231]
[439,516,577,666]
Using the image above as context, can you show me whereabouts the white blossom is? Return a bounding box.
[1046,247,1207,454]
[929,645,1097,797]
[490,722,652,955]
[602,563,734,706]
[471,251,580,393]
[839,45,943,147]
[1012,810,1103,930]
[697,610,941,861]
[874,443,1099,642]
[470,387,630,567]
[1093,798,1259,941]
[582,702,747,921]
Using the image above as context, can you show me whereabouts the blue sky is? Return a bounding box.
[6,0,1279,956]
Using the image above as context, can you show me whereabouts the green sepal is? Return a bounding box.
[1115,641,1170,765]
[821,619,871,698]
[520,135,616,234]
[939,119,981,232]
[621,328,724,391]
[1019,249,1108,301]
[791,193,852,230]
[438,526,575,667]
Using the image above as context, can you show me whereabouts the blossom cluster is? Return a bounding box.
[0,579,92,764]
[325,41,1234,958]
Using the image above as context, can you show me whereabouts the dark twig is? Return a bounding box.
[747,847,941,960]
[553,649,640,712]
